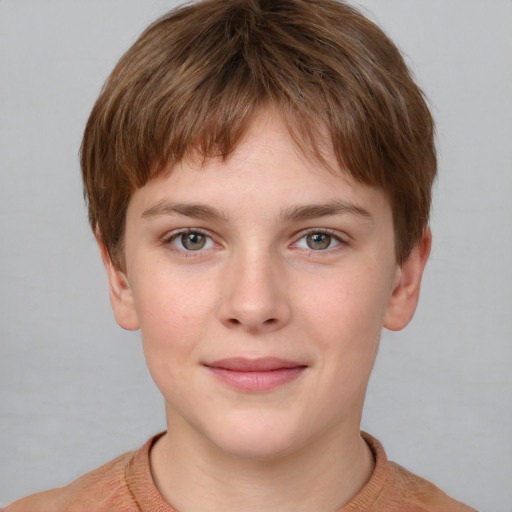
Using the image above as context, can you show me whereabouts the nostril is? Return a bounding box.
[225,317,277,328]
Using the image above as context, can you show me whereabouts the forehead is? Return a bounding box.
[127,110,391,222]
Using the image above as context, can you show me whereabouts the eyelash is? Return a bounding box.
[161,228,347,256]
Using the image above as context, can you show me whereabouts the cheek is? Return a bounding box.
[294,268,392,389]
[134,261,212,325]
[296,268,390,345]
[131,270,215,374]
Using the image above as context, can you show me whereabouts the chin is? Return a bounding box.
[205,415,306,462]
[217,436,298,462]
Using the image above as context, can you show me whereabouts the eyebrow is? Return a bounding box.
[280,201,372,221]
[141,200,371,222]
[141,201,230,222]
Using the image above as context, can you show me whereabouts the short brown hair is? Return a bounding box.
[81,0,436,269]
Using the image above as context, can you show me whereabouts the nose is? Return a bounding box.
[217,248,292,334]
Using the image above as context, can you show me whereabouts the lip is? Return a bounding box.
[203,357,307,392]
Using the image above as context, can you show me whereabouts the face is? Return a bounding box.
[102,111,429,461]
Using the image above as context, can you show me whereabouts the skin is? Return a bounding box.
[99,111,431,512]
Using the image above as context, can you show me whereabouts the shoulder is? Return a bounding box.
[385,461,477,512]
[359,433,477,512]
[4,450,136,512]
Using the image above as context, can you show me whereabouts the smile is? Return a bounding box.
[203,357,307,392]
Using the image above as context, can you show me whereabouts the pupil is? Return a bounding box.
[307,233,331,250]
[182,232,206,250]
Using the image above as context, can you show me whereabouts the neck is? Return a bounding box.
[150,416,374,512]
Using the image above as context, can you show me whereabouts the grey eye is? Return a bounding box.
[181,232,207,250]
[169,231,214,251]
[306,233,332,250]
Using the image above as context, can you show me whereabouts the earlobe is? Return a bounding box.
[96,235,140,331]
[384,228,432,332]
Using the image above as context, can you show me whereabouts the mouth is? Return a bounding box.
[203,357,307,392]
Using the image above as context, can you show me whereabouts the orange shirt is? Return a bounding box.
[4,432,475,512]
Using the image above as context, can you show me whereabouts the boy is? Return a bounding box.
[5,0,476,510]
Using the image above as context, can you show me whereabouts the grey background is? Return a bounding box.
[1,1,511,510]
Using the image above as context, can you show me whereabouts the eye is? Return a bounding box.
[168,230,215,251]
[295,231,342,251]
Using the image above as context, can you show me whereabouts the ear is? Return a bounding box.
[384,228,432,331]
[96,235,140,331]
